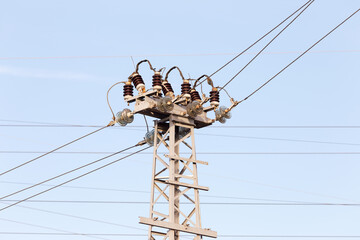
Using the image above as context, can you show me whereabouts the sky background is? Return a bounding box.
[0,0,360,239]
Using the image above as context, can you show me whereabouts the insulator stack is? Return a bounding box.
[152,72,162,91]
[181,82,191,98]
[210,89,220,107]
[131,73,145,92]
[190,89,201,102]
[162,82,174,97]
[123,83,134,100]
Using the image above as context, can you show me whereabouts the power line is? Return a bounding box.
[2,200,358,206]
[0,232,144,236]
[0,119,67,125]
[4,179,355,207]
[220,0,314,91]
[2,130,359,146]
[218,236,360,238]
[0,49,359,61]
[0,202,146,232]
[0,144,140,201]
[0,180,149,194]
[0,180,321,204]
[4,124,360,129]
[211,126,360,129]
[237,7,360,103]
[197,133,360,146]
[2,151,360,155]
[0,232,143,236]
[205,172,359,204]
[0,146,150,213]
[0,125,110,177]
[0,233,360,238]
[2,121,360,147]
[0,218,110,240]
[0,49,358,61]
[3,119,360,128]
[195,0,313,87]
[0,124,124,127]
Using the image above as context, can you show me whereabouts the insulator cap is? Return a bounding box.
[157,96,174,112]
[190,89,201,102]
[116,108,134,126]
[123,84,134,100]
[145,129,155,146]
[181,83,191,96]
[152,72,162,91]
[162,82,174,96]
[131,73,145,92]
[210,90,220,107]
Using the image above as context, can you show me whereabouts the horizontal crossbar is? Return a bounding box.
[139,217,217,238]
[165,154,208,165]
[155,180,209,191]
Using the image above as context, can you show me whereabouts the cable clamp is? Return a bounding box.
[136,139,147,146]
[227,99,241,111]
[107,120,116,127]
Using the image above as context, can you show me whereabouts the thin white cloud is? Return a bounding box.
[0,65,111,83]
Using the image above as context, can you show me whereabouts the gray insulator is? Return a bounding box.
[145,130,155,146]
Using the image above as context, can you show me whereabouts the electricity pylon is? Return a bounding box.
[122,90,217,239]
[114,62,233,239]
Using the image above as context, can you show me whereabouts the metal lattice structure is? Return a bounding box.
[139,115,217,239]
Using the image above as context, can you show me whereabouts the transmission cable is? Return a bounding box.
[0,202,146,232]
[0,119,67,125]
[197,132,360,146]
[1,180,358,206]
[232,7,360,104]
[0,146,150,213]
[0,124,113,177]
[1,233,360,238]
[219,0,314,91]
[4,124,360,128]
[0,49,359,61]
[194,0,312,88]
[3,200,359,206]
[4,151,360,155]
[0,180,327,204]
[0,142,143,201]
[3,119,360,128]
[3,130,360,148]
[0,218,110,240]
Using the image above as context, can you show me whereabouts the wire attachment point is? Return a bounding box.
[107,120,116,127]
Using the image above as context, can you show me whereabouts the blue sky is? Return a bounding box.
[0,0,360,239]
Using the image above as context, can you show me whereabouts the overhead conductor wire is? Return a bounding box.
[226,7,360,103]
[4,119,360,128]
[0,218,111,240]
[219,0,314,91]
[0,202,146,232]
[6,124,360,128]
[0,49,359,61]
[194,0,313,88]
[4,151,360,155]
[3,200,360,206]
[0,146,151,213]
[0,143,143,201]
[1,233,360,238]
[0,124,112,177]
[0,180,356,205]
